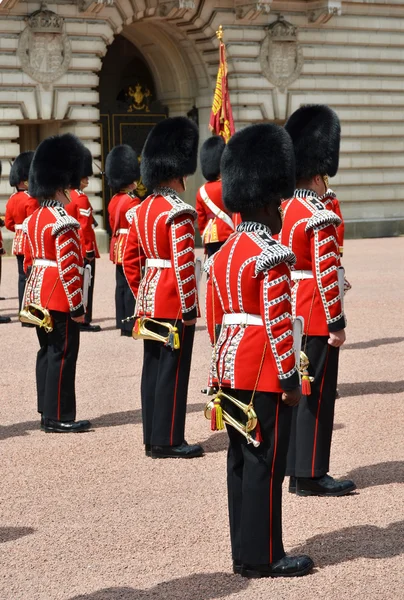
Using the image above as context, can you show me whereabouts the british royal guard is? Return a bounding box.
[280,105,356,496]
[0,160,11,321]
[65,147,101,332]
[106,145,140,337]
[123,117,204,459]
[22,133,91,433]
[196,135,234,256]
[5,151,39,314]
[205,123,313,578]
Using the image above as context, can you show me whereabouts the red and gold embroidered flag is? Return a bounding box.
[209,28,235,143]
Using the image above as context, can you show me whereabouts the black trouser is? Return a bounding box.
[17,254,26,310]
[286,335,339,478]
[84,258,96,324]
[224,389,292,565]
[115,265,135,332]
[36,311,80,421]
[205,241,224,257]
[141,320,195,446]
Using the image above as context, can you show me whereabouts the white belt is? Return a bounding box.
[116,228,128,235]
[14,224,23,230]
[223,313,263,326]
[34,259,57,268]
[34,258,83,274]
[146,259,172,269]
[291,270,314,281]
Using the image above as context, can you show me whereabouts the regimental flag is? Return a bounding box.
[209,29,235,143]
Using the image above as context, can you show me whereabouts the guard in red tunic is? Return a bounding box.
[65,147,101,332]
[123,117,203,459]
[321,188,345,257]
[5,152,39,313]
[205,123,313,578]
[280,105,356,496]
[196,136,234,256]
[0,160,11,321]
[22,133,91,433]
[106,145,140,337]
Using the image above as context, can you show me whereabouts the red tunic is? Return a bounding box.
[278,189,345,336]
[65,189,100,258]
[195,181,235,244]
[5,190,39,255]
[22,201,84,317]
[321,189,345,257]
[108,192,140,265]
[123,189,198,321]
[205,222,299,393]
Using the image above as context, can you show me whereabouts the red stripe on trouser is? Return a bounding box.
[311,346,330,477]
[269,394,280,564]
[57,318,69,421]
[170,325,186,446]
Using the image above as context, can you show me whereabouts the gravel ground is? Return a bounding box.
[0,238,403,600]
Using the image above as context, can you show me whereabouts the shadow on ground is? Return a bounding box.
[69,572,248,600]
[338,380,404,397]
[347,461,404,489]
[292,521,404,567]
[344,337,404,351]
[0,527,35,543]
[0,404,207,441]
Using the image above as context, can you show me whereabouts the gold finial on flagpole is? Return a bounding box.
[216,25,223,41]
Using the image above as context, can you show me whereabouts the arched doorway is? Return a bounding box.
[99,34,168,226]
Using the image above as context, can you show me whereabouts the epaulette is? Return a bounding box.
[164,192,197,224]
[320,188,337,201]
[51,206,80,236]
[255,241,296,275]
[306,210,341,231]
[125,205,139,225]
[22,215,32,234]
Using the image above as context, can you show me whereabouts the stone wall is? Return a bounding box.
[0,0,403,254]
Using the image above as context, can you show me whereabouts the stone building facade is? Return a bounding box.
[1,0,403,252]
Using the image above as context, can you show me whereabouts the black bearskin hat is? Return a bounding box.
[82,147,93,178]
[105,145,139,192]
[29,134,85,199]
[141,117,199,190]
[200,136,225,182]
[9,151,34,187]
[285,104,340,180]
[221,123,295,213]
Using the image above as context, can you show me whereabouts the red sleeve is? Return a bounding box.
[55,227,84,317]
[260,266,299,391]
[196,191,208,237]
[76,194,96,256]
[169,213,198,321]
[310,224,345,332]
[332,198,345,256]
[206,259,224,345]
[26,196,39,216]
[23,232,33,272]
[5,198,15,231]
[122,210,145,299]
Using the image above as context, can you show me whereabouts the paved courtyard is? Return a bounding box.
[0,238,403,600]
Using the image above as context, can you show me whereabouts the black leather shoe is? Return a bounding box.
[0,316,11,324]
[233,560,242,575]
[289,476,297,494]
[151,441,204,459]
[240,555,314,578]
[145,444,152,457]
[120,330,132,337]
[43,418,91,433]
[296,474,356,497]
[80,323,101,332]
[0,296,5,300]
[40,415,44,430]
